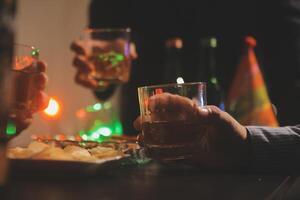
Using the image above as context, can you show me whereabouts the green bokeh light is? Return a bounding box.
[31,48,40,58]
[86,105,94,112]
[91,132,100,139]
[97,51,124,67]
[104,102,111,110]
[210,77,218,84]
[79,101,123,142]
[93,103,102,111]
[210,38,217,48]
[86,103,103,112]
[97,127,112,136]
[79,119,123,142]
[6,121,16,136]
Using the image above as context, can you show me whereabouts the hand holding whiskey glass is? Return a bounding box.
[136,82,207,161]
[0,44,48,139]
[135,83,250,169]
[71,28,133,90]
[0,44,48,186]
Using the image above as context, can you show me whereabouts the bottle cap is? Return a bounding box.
[200,37,217,48]
[245,36,256,47]
[210,37,217,48]
[166,38,183,49]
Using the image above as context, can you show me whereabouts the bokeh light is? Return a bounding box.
[43,97,61,118]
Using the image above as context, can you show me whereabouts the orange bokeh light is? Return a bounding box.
[43,97,61,118]
[76,109,86,119]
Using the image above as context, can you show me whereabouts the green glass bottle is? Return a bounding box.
[163,38,184,84]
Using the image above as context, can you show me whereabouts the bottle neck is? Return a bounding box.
[206,45,218,83]
[198,37,225,110]
[164,38,183,83]
[198,37,218,84]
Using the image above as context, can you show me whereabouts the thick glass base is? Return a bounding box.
[144,144,195,161]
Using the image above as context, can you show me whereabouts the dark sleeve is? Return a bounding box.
[89,0,132,28]
[247,125,300,173]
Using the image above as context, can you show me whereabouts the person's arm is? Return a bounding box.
[89,0,131,29]
[134,93,300,172]
[247,125,300,173]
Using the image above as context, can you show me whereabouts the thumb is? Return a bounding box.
[196,105,223,125]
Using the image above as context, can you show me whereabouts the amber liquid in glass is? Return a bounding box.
[142,121,207,160]
[11,67,38,113]
[91,54,131,83]
[89,40,131,83]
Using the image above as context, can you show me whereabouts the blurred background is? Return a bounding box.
[8,0,300,145]
[11,0,114,146]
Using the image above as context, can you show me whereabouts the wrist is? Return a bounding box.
[239,127,252,169]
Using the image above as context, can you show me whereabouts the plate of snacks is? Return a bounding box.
[7,137,140,176]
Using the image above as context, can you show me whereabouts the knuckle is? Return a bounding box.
[74,74,81,84]
[208,105,222,119]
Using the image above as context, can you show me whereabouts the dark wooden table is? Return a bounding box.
[1,159,293,200]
